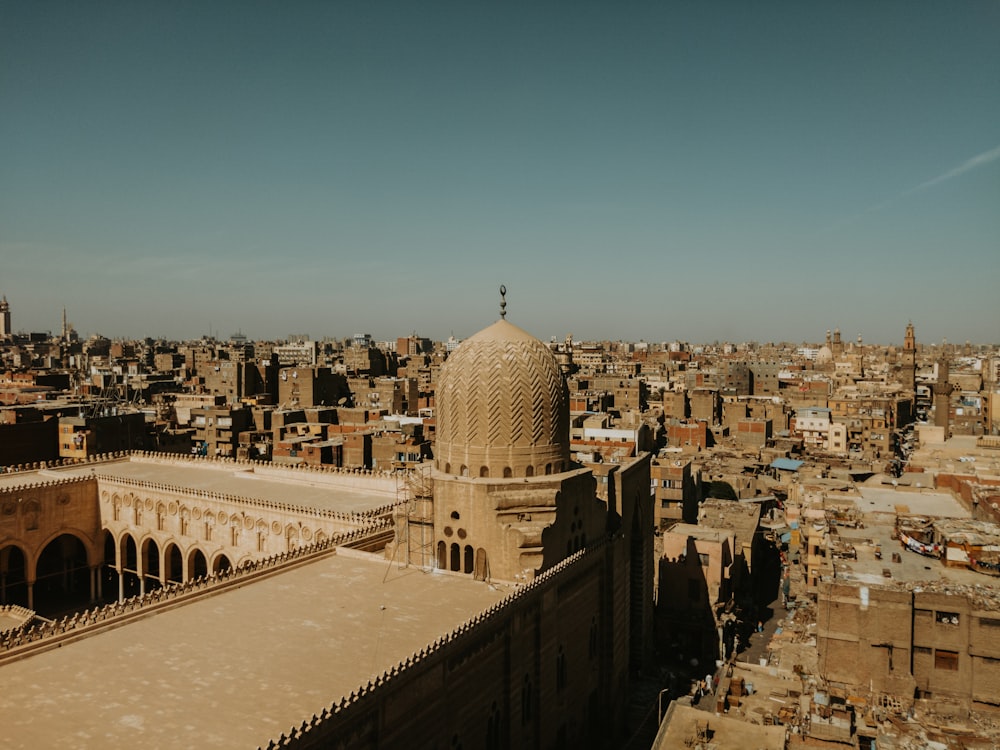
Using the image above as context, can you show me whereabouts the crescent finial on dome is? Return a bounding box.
[499,284,507,319]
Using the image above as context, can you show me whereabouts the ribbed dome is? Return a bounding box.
[435,319,569,478]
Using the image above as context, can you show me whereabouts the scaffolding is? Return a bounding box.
[394,464,435,569]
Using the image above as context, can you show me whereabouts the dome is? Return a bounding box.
[816,346,833,364]
[435,319,569,479]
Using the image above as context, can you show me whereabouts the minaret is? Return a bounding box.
[556,333,577,376]
[933,358,953,432]
[62,307,69,345]
[901,321,916,392]
[0,295,10,337]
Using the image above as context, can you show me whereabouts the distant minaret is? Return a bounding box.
[831,327,843,357]
[0,295,10,337]
[933,358,953,431]
[556,333,577,376]
[901,321,916,392]
[62,307,69,345]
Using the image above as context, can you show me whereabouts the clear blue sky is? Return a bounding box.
[2,1,998,345]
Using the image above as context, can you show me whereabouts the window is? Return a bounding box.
[698,553,710,566]
[934,650,959,671]
[935,611,959,625]
[556,646,567,692]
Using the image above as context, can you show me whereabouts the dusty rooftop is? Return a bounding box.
[652,700,786,749]
[0,457,398,513]
[0,549,508,749]
[855,482,970,518]
[821,513,1000,608]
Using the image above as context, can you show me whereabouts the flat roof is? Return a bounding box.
[39,459,396,514]
[855,484,970,518]
[652,701,784,750]
[826,515,995,596]
[0,550,507,749]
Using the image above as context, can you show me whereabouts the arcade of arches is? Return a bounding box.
[0,462,375,618]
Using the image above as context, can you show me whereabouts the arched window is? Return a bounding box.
[480,466,489,477]
[556,645,567,692]
[464,545,473,574]
[503,467,512,478]
[486,701,502,750]
[525,465,534,477]
[437,541,447,569]
[460,465,469,477]
[450,543,460,571]
[521,674,533,724]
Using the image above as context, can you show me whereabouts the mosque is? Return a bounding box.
[0,307,654,748]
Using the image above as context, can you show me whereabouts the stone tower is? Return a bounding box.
[901,321,916,392]
[933,358,953,431]
[0,295,10,337]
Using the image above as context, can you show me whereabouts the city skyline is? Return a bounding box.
[2,2,998,344]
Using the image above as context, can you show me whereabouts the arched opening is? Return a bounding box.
[164,543,183,584]
[503,467,512,478]
[120,533,141,598]
[141,538,162,592]
[450,543,460,572]
[460,465,469,477]
[101,530,118,605]
[444,462,451,474]
[34,533,90,616]
[545,463,552,475]
[212,553,232,575]
[525,466,534,477]
[188,548,208,580]
[0,544,28,607]
[464,545,473,574]
[437,541,447,569]
[479,466,489,478]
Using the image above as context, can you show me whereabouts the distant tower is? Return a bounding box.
[831,328,843,357]
[62,307,69,345]
[555,333,577,376]
[933,358,953,432]
[0,295,10,337]
[856,334,864,378]
[901,321,916,392]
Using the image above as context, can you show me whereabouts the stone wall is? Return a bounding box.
[817,580,1000,708]
[259,537,631,750]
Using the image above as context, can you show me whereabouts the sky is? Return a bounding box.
[2,1,998,346]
